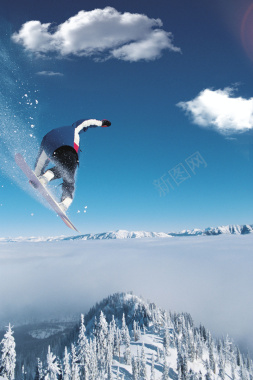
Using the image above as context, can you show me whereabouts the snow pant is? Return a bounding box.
[50,146,79,201]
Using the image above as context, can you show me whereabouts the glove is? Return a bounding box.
[101,119,111,127]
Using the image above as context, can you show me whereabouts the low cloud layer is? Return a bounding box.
[178,87,253,135]
[0,235,252,354]
[12,7,181,62]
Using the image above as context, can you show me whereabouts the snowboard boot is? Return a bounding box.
[59,197,73,213]
[38,170,54,186]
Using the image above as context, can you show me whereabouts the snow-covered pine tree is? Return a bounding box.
[121,313,127,343]
[133,321,138,342]
[239,364,249,380]
[44,346,60,380]
[156,347,161,363]
[93,316,98,339]
[115,328,121,359]
[96,311,108,375]
[0,324,16,380]
[177,350,183,378]
[140,343,147,380]
[106,338,113,379]
[204,369,212,380]
[187,329,195,363]
[63,347,71,380]
[123,327,131,365]
[110,315,116,336]
[21,365,26,380]
[71,344,80,380]
[150,353,155,380]
[218,356,225,380]
[182,354,188,380]
[34,358,43,380]
[162,354,169,380]
[195,332,203,360]
[131,356,138,380]
[89,338,98,380]
[116,366,120,380]
[230,360,236,380]
[77,314,89,379]
[109,315,117,355]
[224,335,232,364]
[236,346,242,366]
[163,326,170,355]
[208,342,215,373]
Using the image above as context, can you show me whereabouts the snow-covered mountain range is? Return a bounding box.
[3,292,252,380]
[0,224,252,242]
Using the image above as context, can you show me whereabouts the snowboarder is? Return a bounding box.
[34,118,111,212]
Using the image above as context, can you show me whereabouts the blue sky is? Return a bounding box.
[0,0,253,236]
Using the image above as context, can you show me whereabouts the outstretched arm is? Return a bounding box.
[73,119,111,152]
[73,119,111,131]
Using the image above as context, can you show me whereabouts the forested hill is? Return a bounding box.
[1,292,252,379]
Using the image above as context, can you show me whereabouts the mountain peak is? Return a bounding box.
[0,224,252,242]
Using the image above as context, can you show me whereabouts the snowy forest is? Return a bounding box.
[0,293,252,380]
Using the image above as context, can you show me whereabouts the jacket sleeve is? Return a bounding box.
[73,119,102,132]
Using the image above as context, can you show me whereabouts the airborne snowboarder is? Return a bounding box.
[34,118,111,212]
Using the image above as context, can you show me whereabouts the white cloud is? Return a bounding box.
[36,71,63,76]
[177,87,253,135]
[12,7,181,62]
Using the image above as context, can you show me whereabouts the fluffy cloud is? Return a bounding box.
[177,87,253,135]
[12,7,181,62]
[36,71,63,76]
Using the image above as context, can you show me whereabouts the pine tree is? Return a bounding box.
[177,351,183,376]
[182,354,188,380]
[205,369,212,380]
[116,366,120,380]
[123,327,131,365]
[0,324,16,380]
[90,338,98,380]
[156,347,161,363]
[109,315,117,357]
[71,344,80,380]
[236,347,241,366]
[106,339,113,380]
[97,311,108,354]
[34,358,44,380]
[77,314,89,379]
[132,356,139,380]
[208,343,215,373]
[133,321,138,341]
[162,354,169,380]
[150,354,155,380]
[115,328,121,359]
[218,356,225,380]
[239,364,248,380]
[121,313,127,343]
[110,315,116,337]
[163,327,170,355]
[231,360,236,380]
[63,347,71,380]
[21,365,26,380]
[140,343,147,380]
[45,346,60,380]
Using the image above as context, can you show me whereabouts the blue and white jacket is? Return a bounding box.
[34,119,102,177]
